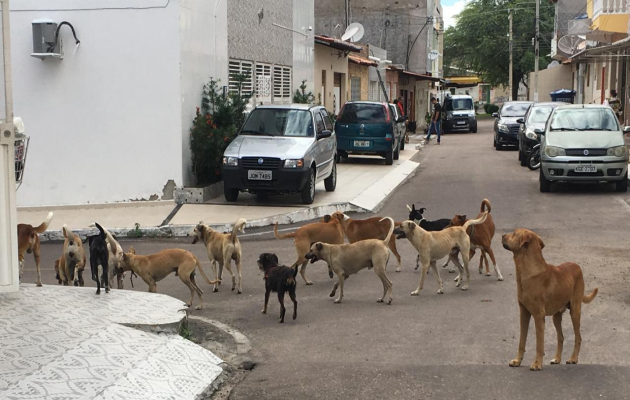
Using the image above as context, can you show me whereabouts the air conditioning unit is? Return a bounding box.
[31,19,63,60]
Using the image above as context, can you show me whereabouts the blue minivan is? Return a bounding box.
[334,101,405,165]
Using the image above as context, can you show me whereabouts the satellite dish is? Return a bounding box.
[428,50,440,60]
[342,23,365,42]
[557,35,585,55]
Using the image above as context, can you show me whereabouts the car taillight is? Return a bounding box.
[384,104,391,123]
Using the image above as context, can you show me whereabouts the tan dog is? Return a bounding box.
[331,211,403,272]
[17,212,53,286]
[394,212,488,295]
[502,229,598,371]
[191,219,246,293]
[120,247,220,309]
[56,225,87,286]
[89,223,125,289]
[444,199,504,281]
[274,214,345,285]
[305,217,395,304]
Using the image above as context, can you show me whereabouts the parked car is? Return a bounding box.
[493,101,533,150]
[539,104,630,193]
[222,104,337,204]
[335,101,405,165]
[517,102,561,166]
[443,95,477,133]
[389,103,407,151]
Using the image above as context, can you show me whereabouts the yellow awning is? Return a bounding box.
[446,76,481,85]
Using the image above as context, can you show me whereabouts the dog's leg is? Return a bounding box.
[19,255,24,279]
[415,254,420,270]
[289,289,298,320]
[485,247,504,281]
[299,260,313,285]
[211,261,219,292]
[148,279,158,293]
[442,249,457,273]
[450,253,464,286]
[235,255,243,294]
[389,237,402,272]
[189,274,204,310]
[375,265,393,305]
[550,312,564,364]
[429,261,444,294]
[33,243,42,287]
[334,273,345,303]
[262,288,270,314]
[329,280,339,298]
[411,260,430,296]
[103,262,110,294]
[509,304,531,367]
[530,314,546,371]
[179,274,197,309]
[278,290,286,323]
[460,246,471,291]
[566,302,582,364]
[222,259,236,292]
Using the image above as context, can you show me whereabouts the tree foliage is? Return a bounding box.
[293,80,316,104]
[444,0,554,100]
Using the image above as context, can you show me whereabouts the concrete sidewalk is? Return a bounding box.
[18,147,421,240]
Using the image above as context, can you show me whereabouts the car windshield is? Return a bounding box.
[339,104,387,124]
[549,108,619,131]
[502,103,530,117]
[445,98,473,111]
[527,106,555,124]
[240,109,313,137]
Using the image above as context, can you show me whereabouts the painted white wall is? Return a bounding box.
[179,0,228,185]
[292,0,314,95]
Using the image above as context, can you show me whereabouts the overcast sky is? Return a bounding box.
[442,0,469,29]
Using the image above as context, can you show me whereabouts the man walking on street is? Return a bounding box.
[425,97,442,145]
[608,89,623,123]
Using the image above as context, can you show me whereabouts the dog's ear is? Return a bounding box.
[518,230,535,249]
[199,220,204,225]
[419,207,426,214]
[316,242,323,251]
[271,253,279,263]
[461,215,467,221]
[322,215,331,223]
[538,236,545,250]
[128,246,136,255]
[406,204,413,212]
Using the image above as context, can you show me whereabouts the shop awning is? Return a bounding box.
[390,67,443,82]
[314,35,362,53]
[348,55,378,67]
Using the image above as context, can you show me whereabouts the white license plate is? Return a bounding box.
[247,170,272,180]
[574,165,597,173]
[457,121,466,125]
[354,140,370,147]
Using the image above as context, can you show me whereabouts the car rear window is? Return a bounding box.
[445,98,473,111]
[502,103,531,117]
[339,104,386,124]
[549,108,619,131]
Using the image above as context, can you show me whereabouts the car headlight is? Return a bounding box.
[606,146,628,157]
[525,130,538,140]
[545,146,566,157]
[446,114,453,120]
[284,159,304,168]
[223,156,238,166]
[498,124,509,133]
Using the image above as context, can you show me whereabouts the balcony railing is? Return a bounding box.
[593,0,630,19]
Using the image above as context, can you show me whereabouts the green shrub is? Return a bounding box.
[485,103,499,114]
[190,76,251,185]
[293,80,316,104]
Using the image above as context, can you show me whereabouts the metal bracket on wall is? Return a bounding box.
[0,123,15,146]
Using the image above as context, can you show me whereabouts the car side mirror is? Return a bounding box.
[317,130,332,140]
[516,118,524,124]
[534,128,545,135]
[492,113,499,118]
[623,126,630,134]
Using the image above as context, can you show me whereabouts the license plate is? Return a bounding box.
[354,140,370,147]
[247,170,272,180]
[574,165,597,173]
[457,121,466,125]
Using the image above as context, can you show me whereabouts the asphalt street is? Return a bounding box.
[23,119,630,399]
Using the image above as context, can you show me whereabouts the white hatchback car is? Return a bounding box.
[539,104,630,192]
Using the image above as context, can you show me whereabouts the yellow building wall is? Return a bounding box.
[592,14,630,34]
[348,63,369,101]
[314,44,348,114]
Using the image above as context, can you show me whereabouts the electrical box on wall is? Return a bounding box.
[31,19,63,59]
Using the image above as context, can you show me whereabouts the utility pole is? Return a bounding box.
[534,0,540,102]
[509,9,513,100]
[345,0,350,28]
[0,0,20,293]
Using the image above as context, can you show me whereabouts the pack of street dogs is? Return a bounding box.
[18,198,598,370]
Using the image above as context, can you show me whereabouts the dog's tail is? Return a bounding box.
[582,287,598,304]
[62,224,74,240]
[380,217,395,243]
[90,222,120,256]
[463,211,488,230]
[34,212,54,234]
[230,218,247,244]
[274,222,296,240]
[194,256,221,285]
[93,222,106,240]
[481,199,492,213]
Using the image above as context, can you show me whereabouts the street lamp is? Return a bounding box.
[0,0,19,293]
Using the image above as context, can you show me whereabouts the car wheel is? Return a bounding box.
[335,153,340,164]
[301,169,316,204]
[324,161,337,192]
[393,142,400,160]
[385,150,394,165]
[493,135,497,148]
[616,173,628,192]
[471,126,477,133]
[224,183,239,202]
[539,168,551,193]
[496,141,503,151]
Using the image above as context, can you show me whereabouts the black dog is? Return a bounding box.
[87,223,110,295]
[407,204,452,270]
[258,253,298,323]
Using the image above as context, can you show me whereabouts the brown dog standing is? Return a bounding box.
[502,229,598,371]
[444,199,503,281]
[56,225,87,286]
[274,214,345,285]
[17,212,53,286]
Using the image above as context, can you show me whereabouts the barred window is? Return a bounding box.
[273,65,292,104]
[228,59,253,96]
[351,77,361,101]
[255,63,272,103]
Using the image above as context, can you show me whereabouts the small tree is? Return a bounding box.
[190,75,251,185]
[293,79,316,104]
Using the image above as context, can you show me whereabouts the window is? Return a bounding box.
[255,63,272,103]
[314,113,325,134]
[321,110,333,131]
[338,103,387,124]
[273,65,292,104]
[241,109,313,137]
[350,77,361,101]
[369,81,380,101]
[228,59,253,96]
[550,108,618,131]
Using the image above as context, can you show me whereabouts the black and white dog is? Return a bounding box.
[407,204,452,270]
[258,253,298,323]
[87,223,111,295]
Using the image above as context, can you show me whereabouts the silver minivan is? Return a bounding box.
[539,104,630,192]
[222,104,337,204]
